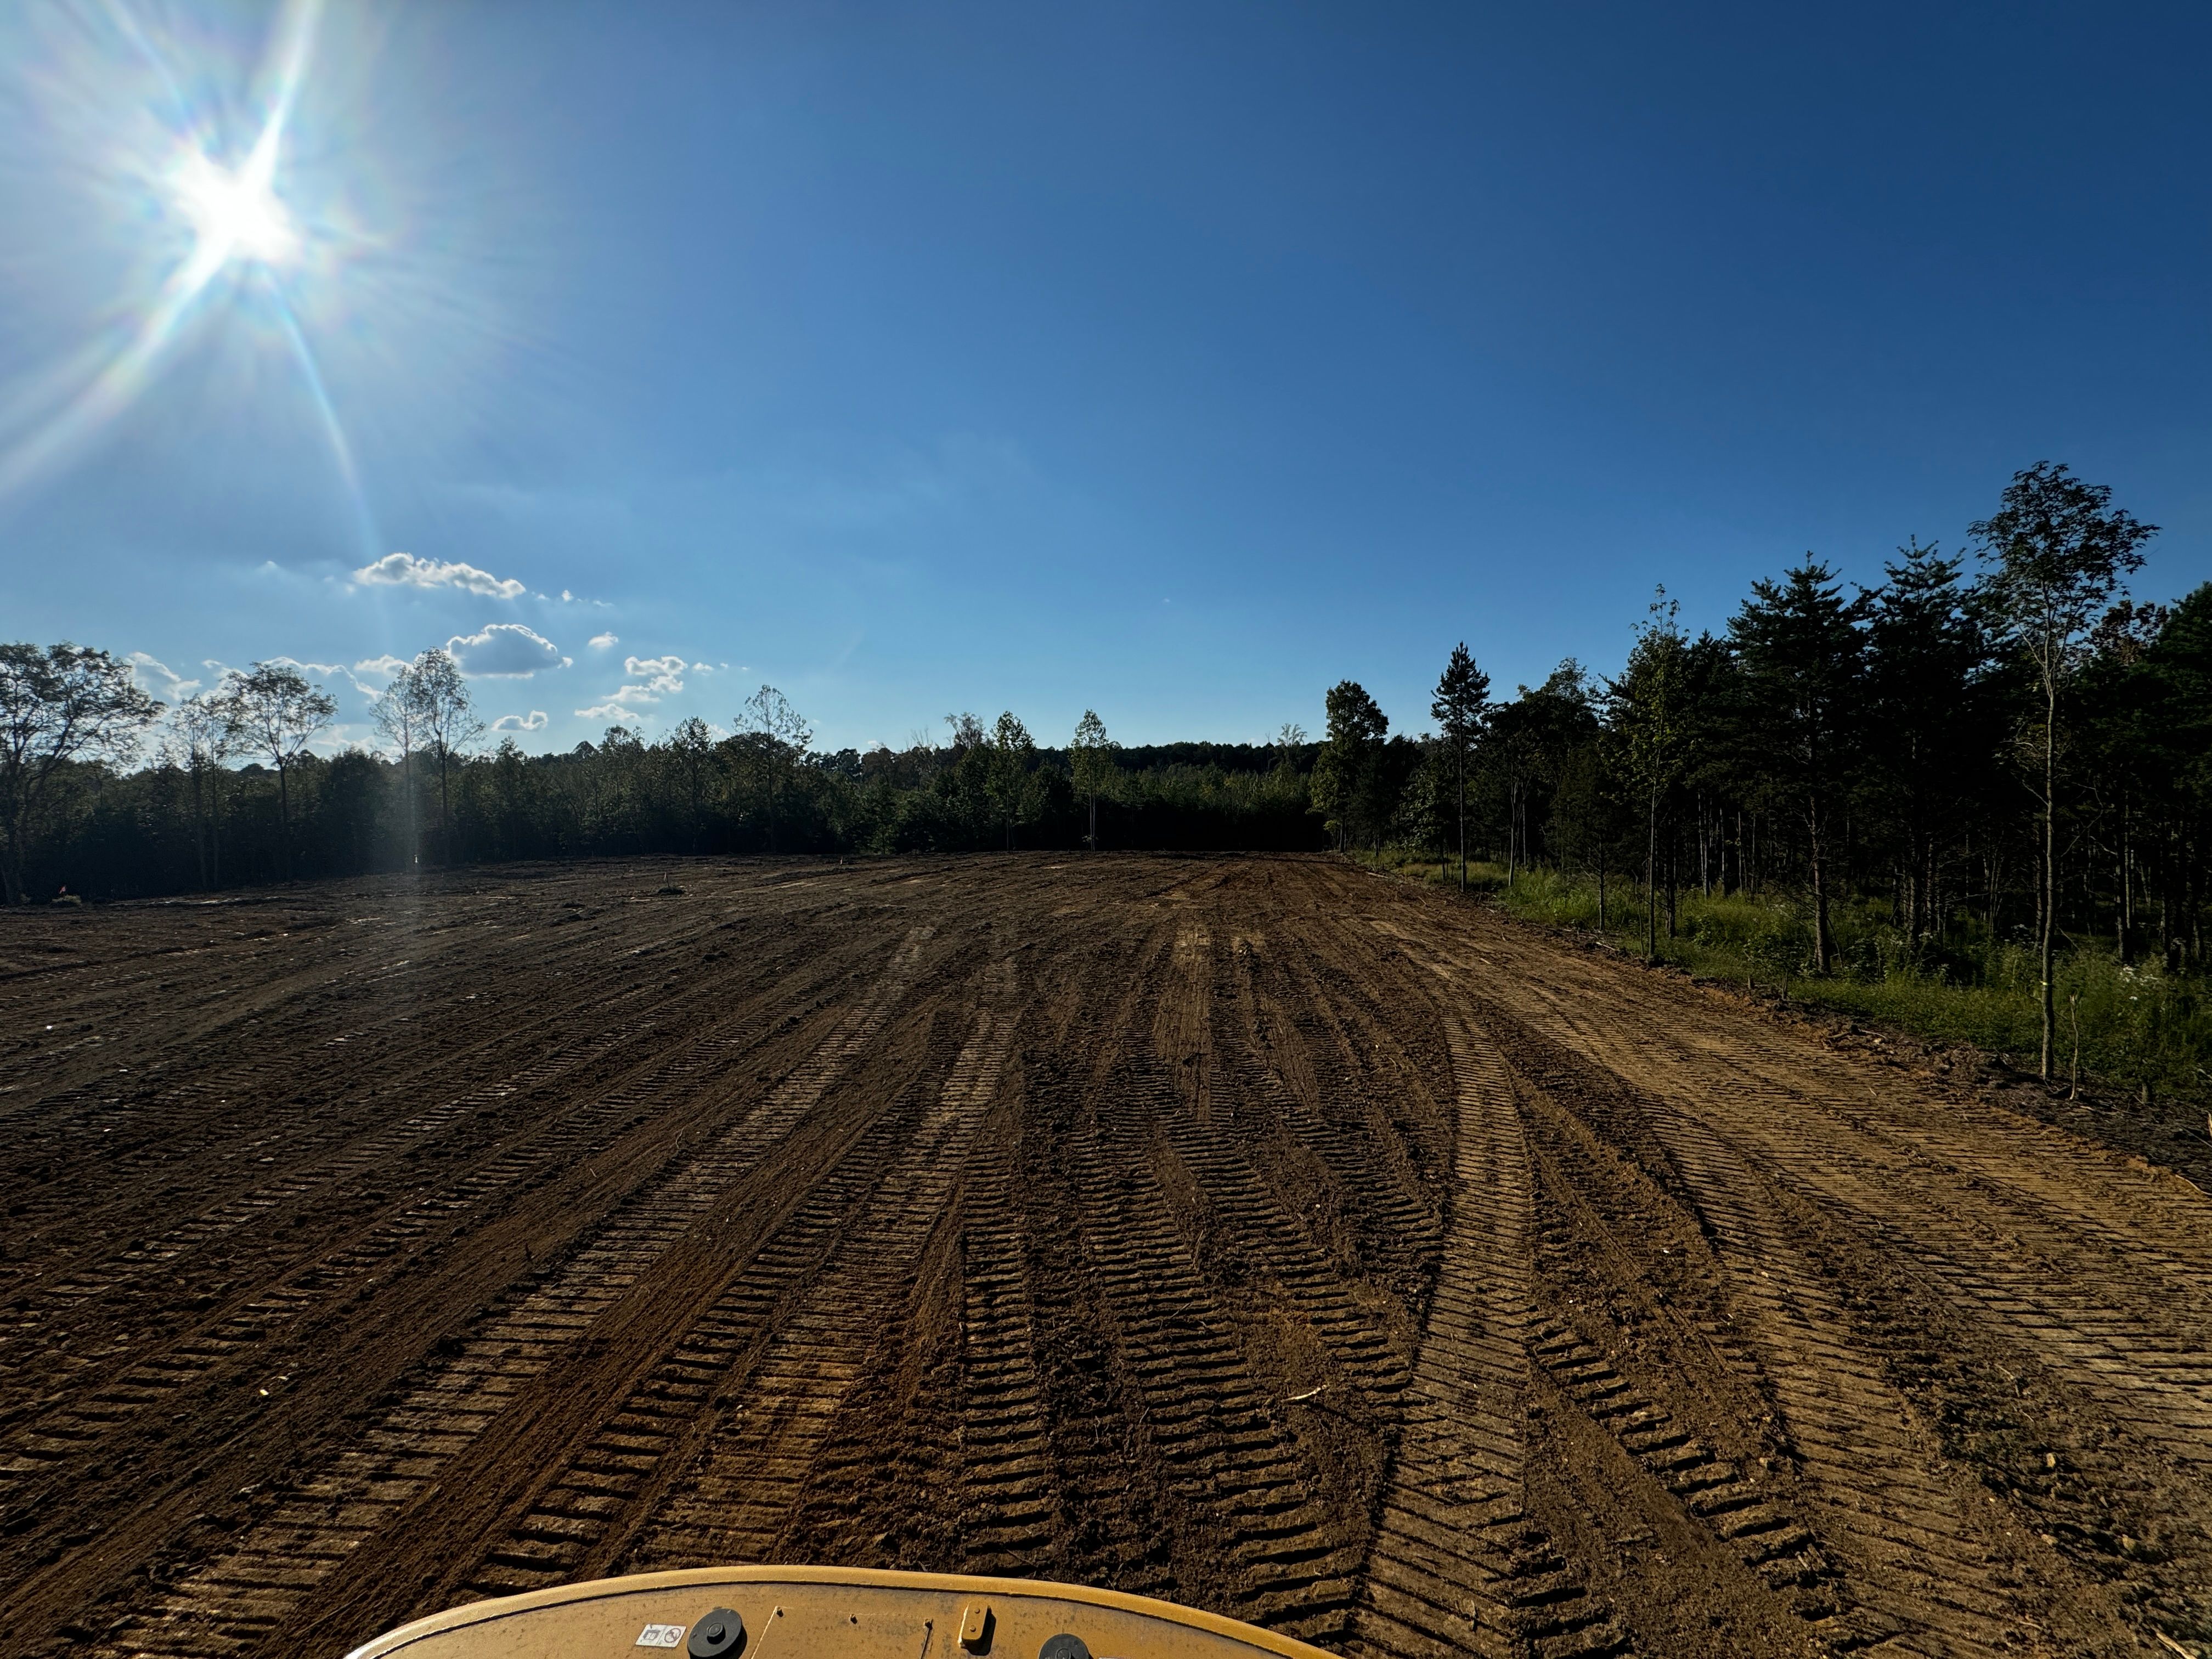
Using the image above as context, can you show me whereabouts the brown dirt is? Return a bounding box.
[1,855,2206,1659]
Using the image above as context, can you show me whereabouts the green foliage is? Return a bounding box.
[0,641,161,903]
[1468,867,2212,1098]
[1313,679,1389,851]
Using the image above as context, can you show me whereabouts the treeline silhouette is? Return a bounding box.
[0,682,1325,904]
[4,463,2207,1086]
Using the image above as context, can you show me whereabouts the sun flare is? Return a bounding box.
[171,146,298,269]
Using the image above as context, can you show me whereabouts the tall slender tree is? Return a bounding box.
[988,712,1036,850]
[171,690,236,889]
[1431,643,1489,891]
[668,716,717,853]
[740,685,812,852]
[219,662,337,881]
[1972,462,2157,1077]
[1070,710,1113,851]
[410,650,482,866]
[1607,594,1691,962]
[371,662,426,867]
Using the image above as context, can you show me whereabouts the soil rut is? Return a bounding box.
[0,855,2204,1659]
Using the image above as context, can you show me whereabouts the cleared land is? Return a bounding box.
[2,854,2208,1659]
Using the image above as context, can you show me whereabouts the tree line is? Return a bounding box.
[1311,462,2204,1082]
[0,655,1325,907]
[5,461,2205,1080]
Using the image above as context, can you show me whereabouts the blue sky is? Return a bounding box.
[2,1,2207,753]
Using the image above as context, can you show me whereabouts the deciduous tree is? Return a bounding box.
[219,663,337,882]
[410,650,482,865]
[1313,680,1387,854]
[740,685,812,852]
[170,691,236,890]
[0,643,160,903]
[1972,462,2157,1077]
[989,712,1036,850]
[1070,710,1113,851]
[371,663,426,866]
[1607,594,1691,962]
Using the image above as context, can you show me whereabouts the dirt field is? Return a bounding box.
[3,855,2208,1659]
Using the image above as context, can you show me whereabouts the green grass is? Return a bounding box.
[1351,849,2211,1101]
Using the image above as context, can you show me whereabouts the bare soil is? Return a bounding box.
[2,855,2206,1659]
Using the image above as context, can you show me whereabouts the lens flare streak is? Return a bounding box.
[0,0,356,516]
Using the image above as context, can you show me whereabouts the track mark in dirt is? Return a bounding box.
[10,857,2212,1659]
[624,959,1021,1571]
[97,926,935,1659]
[1348,1013,1622,1659]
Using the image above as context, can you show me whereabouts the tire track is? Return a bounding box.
[1348,1013,1623,1659]
[627,958,1020,1571]
[97,926,935,1659]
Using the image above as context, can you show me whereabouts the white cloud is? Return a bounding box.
[493,710,549,732]
[586,653,684,706]
[623,654,685,692]
[691,661,717,674]
[356,552,526,600]
[128,652,199,701]
[354,654,409,678]
[574,702,640,722]
[446,624,563,678]
[588,632,618,649]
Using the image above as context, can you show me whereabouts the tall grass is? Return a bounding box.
[1357,850,2211,1101]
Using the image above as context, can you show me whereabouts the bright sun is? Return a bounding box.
[172,148,299,268]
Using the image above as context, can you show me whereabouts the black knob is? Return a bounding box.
[1039,1637,1092,1659]
[688,1609,746,1658]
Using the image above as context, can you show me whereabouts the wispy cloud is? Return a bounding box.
[354,654,409,678]
[261,656,379,698]
[588,632,619,649]
[356,552,527,600]
[574,701,639,723]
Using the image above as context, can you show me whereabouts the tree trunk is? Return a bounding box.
[191,765,209,890]
[1457,747,1466,893]
[2118,798,2133,964]
[1645,783,1659,962]
[276,762,294,882]
[1809,795,1832,975]
[0,820,22,906]
[1507,780,1519,892]
[1666,832,1677,939]
[2040,681,2057,1080]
